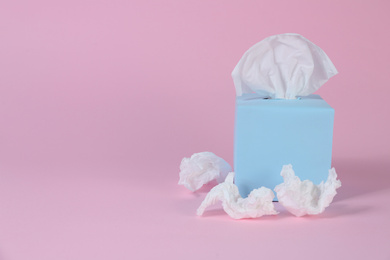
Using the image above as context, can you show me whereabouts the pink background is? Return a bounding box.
[1,0,389,259]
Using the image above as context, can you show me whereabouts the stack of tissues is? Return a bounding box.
[178,33,341,219]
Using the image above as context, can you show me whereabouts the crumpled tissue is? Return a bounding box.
[274,164,341,217]
[232,33,338,99]
[178,152,232,192]
[197,172,278,219]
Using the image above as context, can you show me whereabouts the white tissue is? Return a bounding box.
[197,172,278,219]
[232,33,338,99]
[178,152,232,192]
[274,165,341,217]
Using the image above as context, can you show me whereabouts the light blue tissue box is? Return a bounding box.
[234,94,334,199]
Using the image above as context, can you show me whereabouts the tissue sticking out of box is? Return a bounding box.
[274,164,341,217]
[232,33,338,99]
[179,152,232,192]
[197,172,278,219]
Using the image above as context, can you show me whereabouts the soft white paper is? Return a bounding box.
[232,33,338,99]
[197,172,278,219]
[178,152,232,192]
[274,164,341,217]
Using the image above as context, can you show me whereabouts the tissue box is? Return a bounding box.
[234,94,334,199]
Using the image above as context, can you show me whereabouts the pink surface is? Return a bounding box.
[0,0,389,259]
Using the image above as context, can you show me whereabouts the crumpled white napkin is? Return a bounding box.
[274,164,342,217]
[197,172,278,219]
[179,153,341,219]
[178,152,232,192]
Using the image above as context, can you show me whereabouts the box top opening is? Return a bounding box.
[236,94,333,110]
